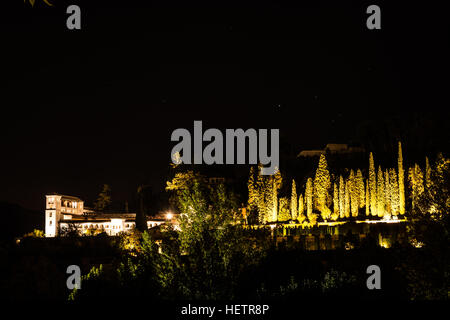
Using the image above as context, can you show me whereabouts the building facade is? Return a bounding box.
[45,194,170,237]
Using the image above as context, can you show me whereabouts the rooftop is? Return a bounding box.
[46,194,83,201]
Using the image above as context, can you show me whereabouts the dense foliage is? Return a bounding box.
[246,142,449,227]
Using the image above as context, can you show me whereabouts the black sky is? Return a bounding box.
[1,0,449,211]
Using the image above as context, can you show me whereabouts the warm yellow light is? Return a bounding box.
[380,240,390,248]
[410,238,424,248]
[166,212,173,220]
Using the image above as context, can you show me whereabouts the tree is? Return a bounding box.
[332,182,339,220]
[398,142,406,215]
[94,184,112,212]
[258,168,270,224]
[314,154,331,219]
[384,169,391,215]
[389,168,400,215]
[401,154,450,300]
[369,152,377,216]
[339,175,345,219]
[377,166,385,218]
[136,185,150,232]
[425,156,432,190]
[273,168,283,190]
[166,171,238,253]
[166,171,204,191]
[165,170,270,299]
[349,170,359,217]
[356,169,365,209]
[344,180,350,218]
[25,0,53,7]
[290,180,298,221]
[23,229,44,238]
[409,163,424,210]
[278,197,291,222]
[248,164,274,224]
[247,166,258,212]
[265,168,282,223]
[298,194,306,223]
[73,169,272,301]
[271,179,278,222]
[306,178,314,223]
[365,180,370,216]
[415,153,450,217]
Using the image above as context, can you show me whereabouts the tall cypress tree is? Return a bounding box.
[339,175,345,219]
[333,182,339,220]
[389,168,400,215]
[384,169,391,215]
[247,166,258,212]
[344,180,350,218]
[356,169,365,209]
[350,170,359,217]
[136,185,149,232]
[298,194,305,223]
[365,180,370,216]
[398,142,405,215]
[306,178,314,223]
[314,154,331,219]
[290,180,298,221]
[278,197,291,222]
[377,166,385,218]
[425,156,432,190]
[369,152,377,216]
[256,167,269,224]
[271,179,278,222]
[408,163,424,210]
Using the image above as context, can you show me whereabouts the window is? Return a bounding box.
[49,220,52,226]
[49,212,52,217]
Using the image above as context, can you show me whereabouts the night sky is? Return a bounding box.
[1,0,449,212]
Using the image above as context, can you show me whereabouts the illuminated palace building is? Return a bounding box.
[45,194,168,237]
